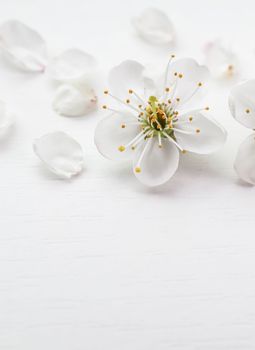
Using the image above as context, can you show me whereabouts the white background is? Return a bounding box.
[1,0,255,349]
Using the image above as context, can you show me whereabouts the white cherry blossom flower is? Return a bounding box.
[95,57,226,187]
[229,80,255,184]
[131,8,174,45]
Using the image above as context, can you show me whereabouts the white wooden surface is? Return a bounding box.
[1,0,255,349]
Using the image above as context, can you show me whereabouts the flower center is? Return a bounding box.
[140,95,177,139]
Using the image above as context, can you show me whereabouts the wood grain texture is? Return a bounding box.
[0,0,255,349]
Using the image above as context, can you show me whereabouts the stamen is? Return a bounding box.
[105,91,140,113]
[172,127,201,135]
[124,128,151,149]
[128,89,146,106]
[118,145,125,152]
[158,132,162,148]
[135,137,153,171]
[163,54,175,92]
[162,132,183,151]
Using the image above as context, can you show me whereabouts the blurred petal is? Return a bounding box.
[234,133,255,185]
[0,101,14,133]
[174,112,226,154]
[33,131,84,179]
[94,111,140,161]
[204,40,238,79]
[47,48,97,84]
[131,8,174,45]
[229,80,255,129]
[108,60,155,101]
[53,84,97,117]
[0,20,47,72]
[133,137,179,186]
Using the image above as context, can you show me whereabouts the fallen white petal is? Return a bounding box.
[0,100,14,133]
[131,8,174,45]
[234,133,255,185]
[33,131,84,178]
[53,84,97,117]
[0,20,47,72]
[204,40,238,79]
[47,48,97,84]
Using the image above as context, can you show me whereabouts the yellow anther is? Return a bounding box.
[126,99,130,104]
[118,145,125,152]
[135,167,141,173]
[104,90,109,95]
[205,107,210,111]
[171,54,175,58]
[128,89,133,94]
[178,73,183,78]
[246,109,250,114]
[131,146,136,150]
[174,72,178,76]
[196,129,201,133]
[102,105,107,109]
[121,124,126,128]
[138,104,142,108]
[176,98,180,102]
[168,99,171,104]
[182,150,187,154]
[198,82,202,87]
[228,65,234,71]
[165,87,170,92]
[189,117,193,122]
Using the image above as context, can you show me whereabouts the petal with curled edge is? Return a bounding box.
[174,112,226,154]
[229,80,255,130]
[0,20,47,72]
[53,84,97,117]
[234,133,255,185]
[94,111,140,161]
[33,131,84,179]
[131,8,174,45]
[47,48,97,84]
[133,137,179,187]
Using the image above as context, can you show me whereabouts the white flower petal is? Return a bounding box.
[229,80,255,129]
[108,60,156,102]
[166,58,209,108]
[33,131,84,179]
[133,137,179,186]
[53,84,97,117]
[234,133,255,185]
[47,48,97,84]
[0,101,14,133]
[0,20,47,72]
[204,40,238,79]
[94,111,140,161]
[174,112,226,154]
[131,8,174,45]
